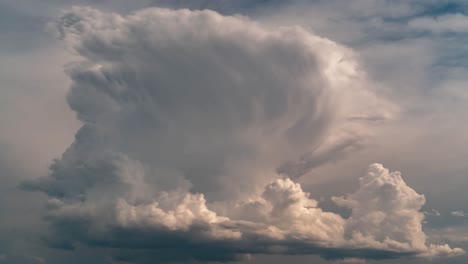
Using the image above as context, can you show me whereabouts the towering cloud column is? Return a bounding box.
[23,6,462,263]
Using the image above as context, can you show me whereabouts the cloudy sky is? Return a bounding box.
[1,1,468,263]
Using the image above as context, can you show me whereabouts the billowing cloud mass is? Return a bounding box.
[23,6,462,263]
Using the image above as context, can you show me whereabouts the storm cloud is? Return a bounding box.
[22,6,461,263]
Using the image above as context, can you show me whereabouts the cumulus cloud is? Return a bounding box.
[41,5,393,197]
[23,6,461,263]
[333,163,427,252]
[332,164,463,258]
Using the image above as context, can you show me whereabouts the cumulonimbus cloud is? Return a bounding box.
[23,6,462,263]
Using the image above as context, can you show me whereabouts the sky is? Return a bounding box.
[1,1,468,264]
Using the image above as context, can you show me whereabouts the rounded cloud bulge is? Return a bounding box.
[23,6,462,263]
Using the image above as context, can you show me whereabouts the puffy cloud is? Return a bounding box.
[23,6,461,263]
[250,178,345,242]
[332,164,463,257]
[40,5,393,199]
[30,160,463,262]
[332,163,427,251]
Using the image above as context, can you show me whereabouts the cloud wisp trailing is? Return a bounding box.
[23,6,462,263]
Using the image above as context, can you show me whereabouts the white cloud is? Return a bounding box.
[332,164,427,251]
[45,5,393,199]
[37,160,463,261]
[333,164,463,257]
[0,1,467,264]
[22,6,461,263]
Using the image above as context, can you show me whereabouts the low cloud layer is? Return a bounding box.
[23,6,461,263]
